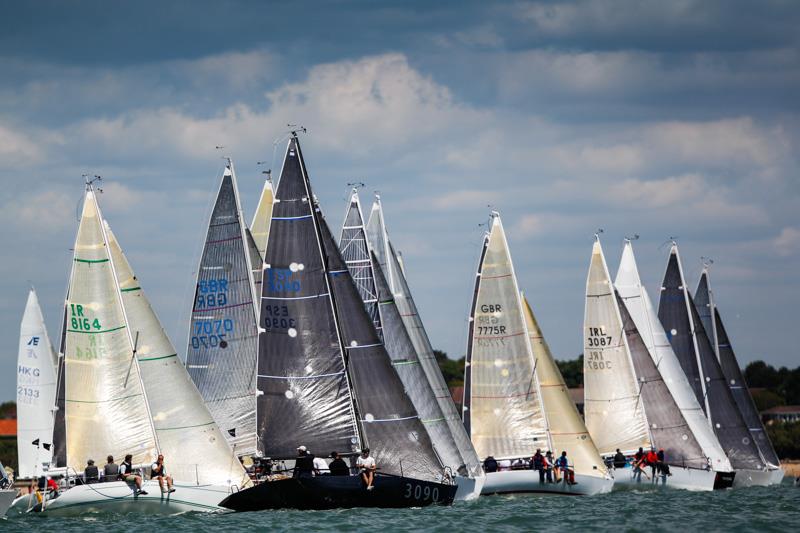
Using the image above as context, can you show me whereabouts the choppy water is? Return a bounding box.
[3,481,799,532]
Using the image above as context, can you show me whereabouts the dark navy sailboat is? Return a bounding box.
[220,133,456,511]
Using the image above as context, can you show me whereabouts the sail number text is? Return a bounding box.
[403,482,440,502]
[267,268,301,293]
[69,303,102,331]
[476,303,507,338]
[586,327,613,370]
[263,304,297,329]
[195,277,229,309]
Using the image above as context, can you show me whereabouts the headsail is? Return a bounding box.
[367,197,481,475]
[658,244,764,471]
[372,250,464,474]
[186,163,259,455]
[250,177,274,292]
[338,189,382,339]
[614,241,732,472]
[256,136,360,459]
[107,224,249,486]
[521,294,608,478]
[463,214,549,460]
[583,238,650,455]
[695,269,780,468]
[64,190,157,471]
[17,288,58,477]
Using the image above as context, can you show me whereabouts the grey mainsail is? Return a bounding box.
[256,136,360,459]
[658,245,764,471]
[695,270,781,468]
[52,292,68,468]
[372,250,465,474]
[338,190,382,340]
[616,292,708,469]
[367,197,482,475]
[186,164,259,455]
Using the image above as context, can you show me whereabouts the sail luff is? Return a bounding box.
[52,285,69,468]
[614,240,733,472]
[462,232,488,438]
[583,238,651,455]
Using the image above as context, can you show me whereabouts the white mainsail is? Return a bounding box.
[64,190,157,471]
[16,288,58,478]
[106,224,249,486]
[464,214,549,459]
[521,294,608,478]
[583,238,650,455]
[614,240,732,472]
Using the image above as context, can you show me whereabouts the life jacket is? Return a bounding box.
[120,461,133,479]
[104,463,120,479]
[533,453,544,469]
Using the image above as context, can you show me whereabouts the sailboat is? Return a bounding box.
[12,184,249,515]
[614,240,735,489]
[338,189,482,500]
[366,195,484,486]
[220,134,456,511]
[186,162,260,456]
[584,238,731,491]
[658,243,768,487]
[16,288,58,479]
[695,267,784,486]
[463,213,612,496]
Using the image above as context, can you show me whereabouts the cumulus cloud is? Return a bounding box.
[773,227,800,256]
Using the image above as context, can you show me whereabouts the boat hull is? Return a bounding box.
[733,468,783,488]
[1,489,15,517]
[7,480,231,516]
[481,470,614,496]
[454,474,485,501]
[220,475,456,511]
[610,465,731,491]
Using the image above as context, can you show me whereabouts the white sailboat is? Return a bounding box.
[584,238,731,491]
[12,184,249,516]
[464,213,612,496]
[16,288,58,479]
[614,240,735,489]
[695,267,784,486]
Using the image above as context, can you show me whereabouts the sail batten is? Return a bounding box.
[186,164,259,455]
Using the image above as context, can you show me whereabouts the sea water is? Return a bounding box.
[2,481,798,532]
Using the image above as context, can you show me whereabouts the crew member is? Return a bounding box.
[119,454,148,495]
[356,448,376,491]
[328,452,349,476]
[151,454,176,493]
[613,448,627,469]
[294,446,315,479]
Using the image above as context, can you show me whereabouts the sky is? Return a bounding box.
[1,0,798,401]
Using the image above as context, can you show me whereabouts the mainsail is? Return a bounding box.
[614,241,732,472]
[695,269,781,468]
[463,214,549,460]
[17,288,58,478]
[583,239,650,455]
[367,196,481,475]
[658,244,764,471]
[372,251,465,474]
[64,190,158,471]
[106,224,248,486]
[186,163,259,455]
[257,135,443,484]
[338,189,382,339]
[521,295,608,478]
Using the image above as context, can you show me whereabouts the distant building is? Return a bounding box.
[762,406,800,424]
[0,419,16,439]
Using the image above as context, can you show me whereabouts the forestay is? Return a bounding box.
[17,289,58,478]
[186,164,259,455]
[107,225,249,486]
[256,137,360,459]
[367,197,481,475]
[658,245,764,471]
[464,214,548,460]
[338,190,382,340]
[583,239,650,455]
[373,251,465,474]
[521,295,608,478]
[614,241,732,472]
[64,190,157,472]
[695,271,780,468]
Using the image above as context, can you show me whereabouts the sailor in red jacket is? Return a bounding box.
[645,448,659,480]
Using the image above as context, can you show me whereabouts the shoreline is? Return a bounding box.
[781,460,800,478]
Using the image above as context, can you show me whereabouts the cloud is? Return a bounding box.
[0,124,45,163]
[1,188,75,232]
[773,227,800,256]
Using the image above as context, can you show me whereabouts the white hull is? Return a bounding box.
[1,489,16,517]
[454,474,486,501]
[733,468,783,488]
[8,480,230,516]
[481,470,613,496]
[610,465,722,491]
